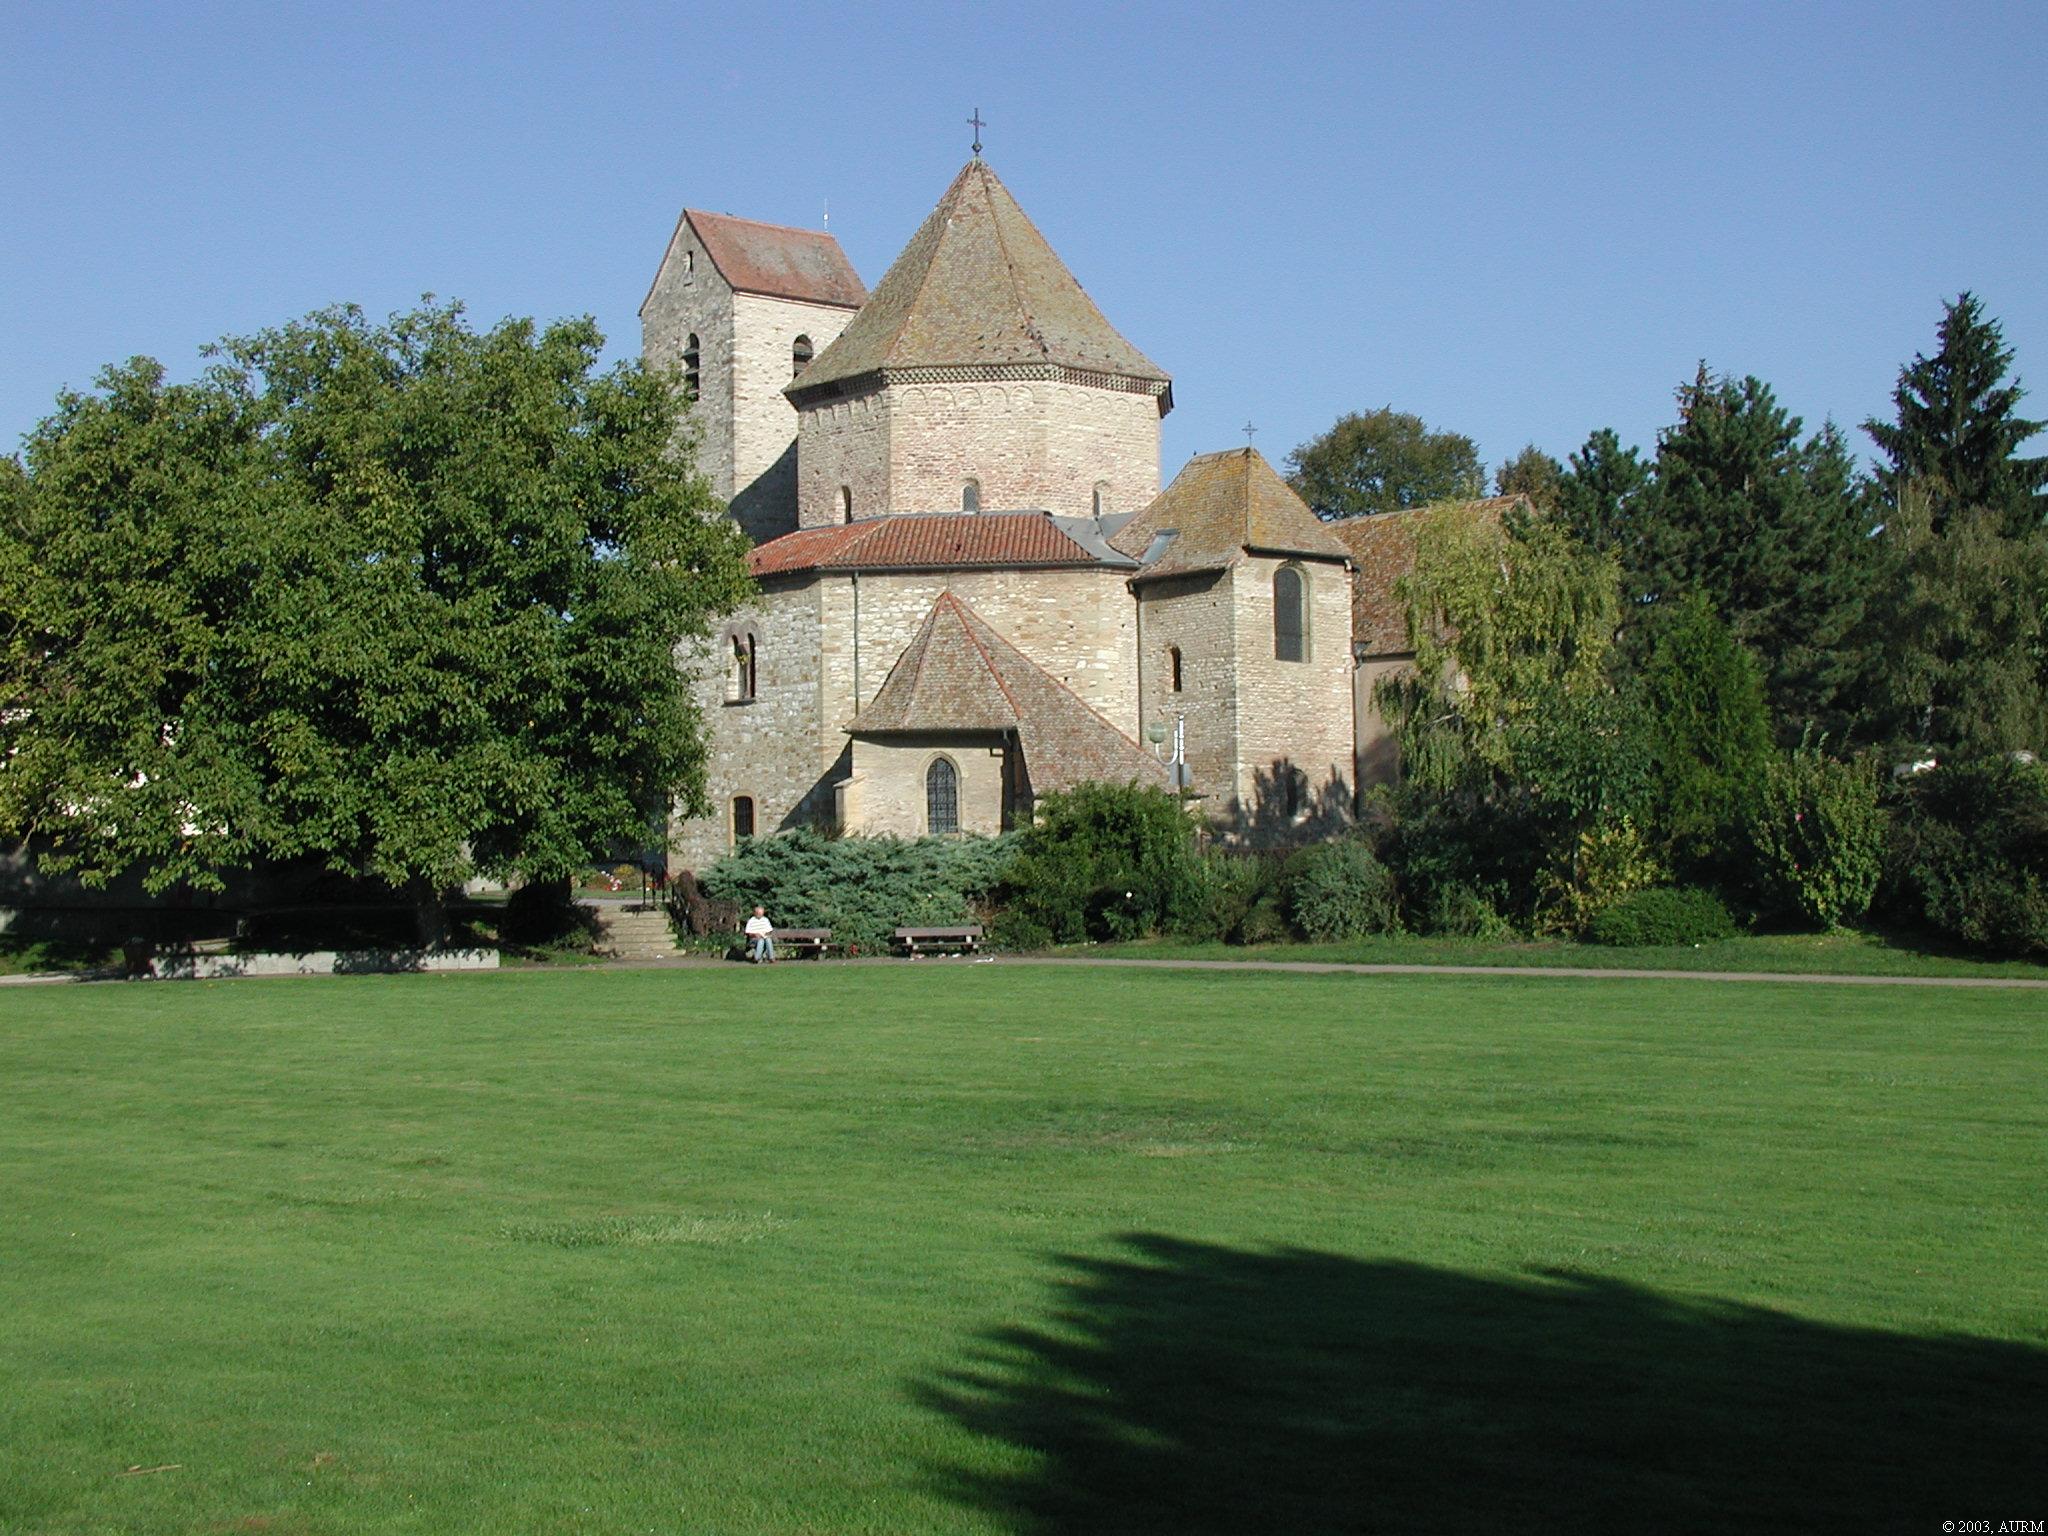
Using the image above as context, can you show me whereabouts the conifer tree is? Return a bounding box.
[1642,369,1879,741]
[1864,293,2048,536]
[1555,428,1654,559]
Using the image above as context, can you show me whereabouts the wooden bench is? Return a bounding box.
[894,924,983,956]
[772,927,832,959]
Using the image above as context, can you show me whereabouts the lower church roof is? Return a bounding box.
[750,512,1133,577]
[850,592,1172,794]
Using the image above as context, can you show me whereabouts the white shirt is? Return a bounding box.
[744,915,773,937]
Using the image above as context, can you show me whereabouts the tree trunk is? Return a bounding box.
[411,882,448,950]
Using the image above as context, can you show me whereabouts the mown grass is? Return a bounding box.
[1086,925,2048,979]
[1,966,2042,1533]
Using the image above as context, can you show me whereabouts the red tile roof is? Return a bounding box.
[684,210,868,309]
[1111,447,1351,580]
[749,513,1109,577]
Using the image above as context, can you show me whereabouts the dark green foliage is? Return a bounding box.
[1743,745,1887,929]
[1865,293,2048,537]
[1863,504,2048,758]
[700,828,1015,952]
[1643,370,1881,739]
[1886,759,2048,957]
[0,303,753,910]
[1416,882,1517,938]
[1285,406,1483,520]
[1629,593,1775,870]
[1588,887,1739,947]
[500,877,592,949]
[1555,427,1654,557]
[1283,841,1399,941]
[1000,782,1202,943]
[1172,852,1284,945]
[1493,445,1563,512]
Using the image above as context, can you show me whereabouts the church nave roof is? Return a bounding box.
[749,511,1137,578]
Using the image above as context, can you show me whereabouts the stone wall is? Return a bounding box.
[728,291,858,542]
[1353,655,1411,789]
[1134,571,1240,804]
[797,386,894,527]
[1226,556,1356,843]
[641,226,735,504]
[843,733,1010,838]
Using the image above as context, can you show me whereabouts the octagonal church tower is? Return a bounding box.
[785,158,1172,525]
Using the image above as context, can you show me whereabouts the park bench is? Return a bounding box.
[773,927,833,959]
[894,924,983,956]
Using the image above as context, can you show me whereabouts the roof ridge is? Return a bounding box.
[978,163,1047,356]
[965,598,1156,758]
[870,165,975,383]
[903,591,946,706]
[686,207,832,238]
[946,592,1025,721]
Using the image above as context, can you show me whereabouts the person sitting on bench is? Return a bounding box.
[744,905,776,964]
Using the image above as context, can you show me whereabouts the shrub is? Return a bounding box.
[1588,887,1739,947]
[1284,841,1398,941]
[699,829,1015,952]
[1742,745,1887,929]
[1001,783,1202,944]
[1532,817,1666,936]
[1887,758,2048,957]
[501,877,594,948]
[1417,883,1516,939]
[1171,852,1278,944]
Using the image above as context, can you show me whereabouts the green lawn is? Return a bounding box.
[2,967,2042,1534]
[1089,926,2048,979]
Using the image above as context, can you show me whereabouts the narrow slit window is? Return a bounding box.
[1274,566,1307,662]
[841,485,854,523]
[792,334,813,379]
[926,757,959,835]
[682,332,700,402]
[1168,645,1183,693]
[731,796,755,842]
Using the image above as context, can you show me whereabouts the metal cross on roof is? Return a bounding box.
[968,107,985,157]
[1242,421,1258,444]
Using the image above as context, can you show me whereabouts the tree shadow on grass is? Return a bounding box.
[915,1235,2045,1534]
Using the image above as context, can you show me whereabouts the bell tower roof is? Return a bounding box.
[787,160,1171,408]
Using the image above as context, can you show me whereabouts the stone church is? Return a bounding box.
[643,158,1364,871]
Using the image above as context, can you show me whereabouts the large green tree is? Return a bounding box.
[1493,444,1564,512]
[0,303,753,934]
[1638,369,1880,739]
[1555,427,1655,559]
[1864,292,2048,537]
[1286,407,1483,520]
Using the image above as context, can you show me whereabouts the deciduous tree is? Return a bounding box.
[1286,407,1483,520]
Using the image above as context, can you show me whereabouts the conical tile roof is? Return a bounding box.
[789,160,1170,400]
[852,592,1173,793]
[1109,447,1352,579]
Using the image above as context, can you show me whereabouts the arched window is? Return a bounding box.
[791,334,813,378]
[727,631,757,702]
[926,756,959,835]
[1168,644,1183,693]
[1274,566,1308,662]
[1093,481,1110,518]
[840,485,854,523]
[731,795,755,843]
[682,332,700,402]
[962,479,981,513]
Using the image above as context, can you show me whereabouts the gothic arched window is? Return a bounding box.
[792,334,813,379]
[962,479,981,513]
[682,332,700,402]
[1274,566,1307,662]
[926,757,959,835]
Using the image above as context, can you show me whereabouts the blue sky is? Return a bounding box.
[4,0,2043,482]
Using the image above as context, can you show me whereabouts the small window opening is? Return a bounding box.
[731,795,755,842]
[792,334,813,379]
[840,485,854,523]
[682,332,700,402]
[1168,645,1183,693]
[926,757,959,835]
[1093,481,1110,518]
[684,249,695,275]
[962,479,981,513]
[727,633,758,702]
[1274,566,1307,663]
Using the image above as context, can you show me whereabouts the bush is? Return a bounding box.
[1416,883,1517,939]
[1171,852,1278,944]
[1887,758,2048,957]
[1001,783,1202,944]
[1284,841,1398,941]
[699,829,1015,952]
[1742,745,1886,929]
[500,877,595,949]
[1533,816,1666,936]
[1588,887,1739,946]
